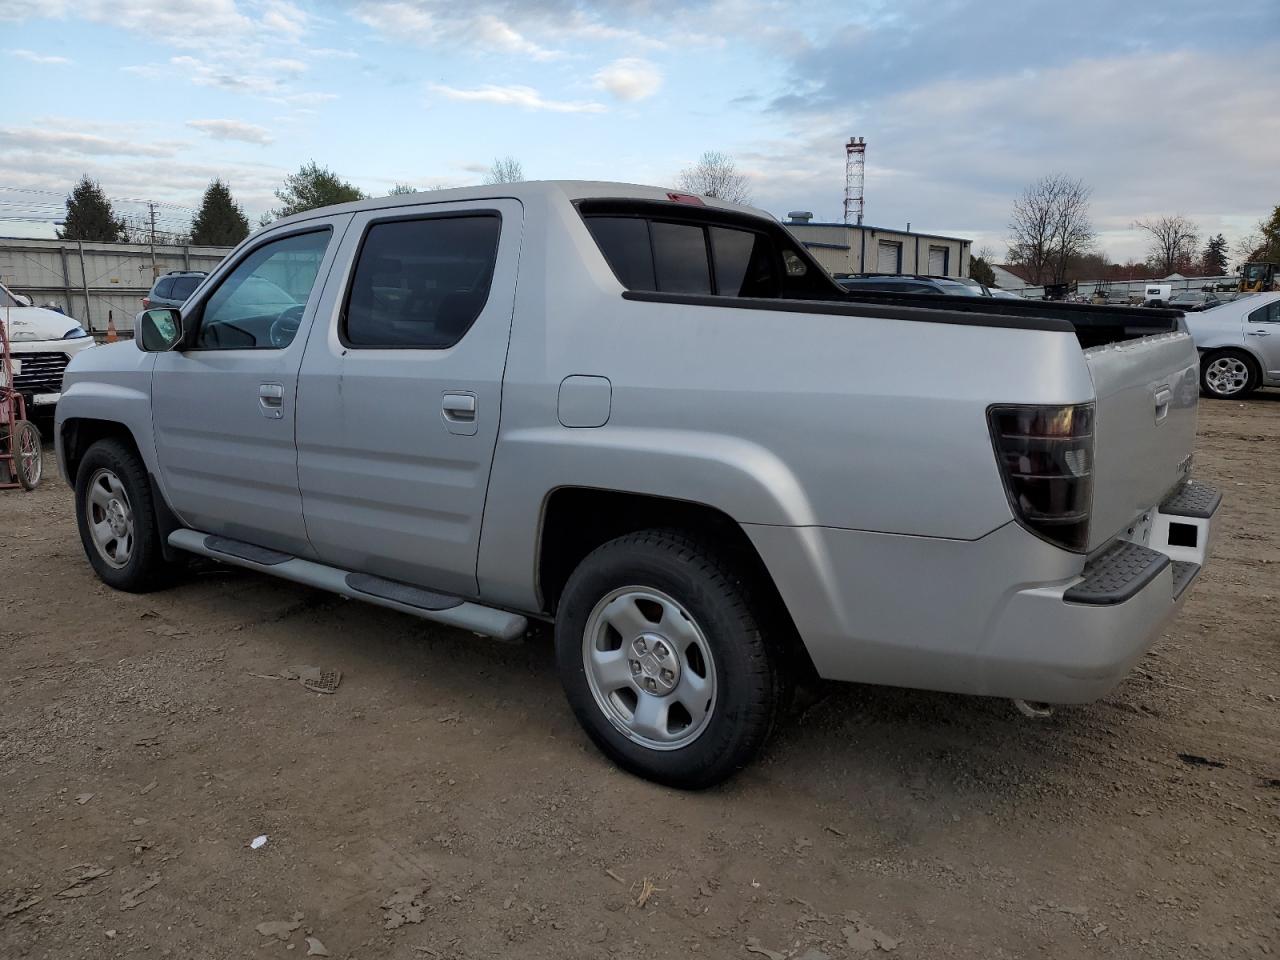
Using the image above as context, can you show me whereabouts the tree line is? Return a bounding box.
[1002,174,1277,286]
[53,155,530,247]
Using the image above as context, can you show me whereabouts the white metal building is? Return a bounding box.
[780,213,971,279]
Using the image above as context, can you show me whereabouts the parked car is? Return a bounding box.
[1183,291,1280,398]
[1168,290,1222,312]
[1,280,95,412]
[838,274,988,296]
[56,181,1219,788]
[142,271,207,311]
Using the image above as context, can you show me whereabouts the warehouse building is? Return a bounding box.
[780,213,972,279]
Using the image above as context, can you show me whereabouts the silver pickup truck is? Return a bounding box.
[56,181,1220,788]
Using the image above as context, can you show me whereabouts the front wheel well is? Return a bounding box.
[61,418,142,482]
[537,487,816,680]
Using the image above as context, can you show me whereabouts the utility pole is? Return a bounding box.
[148,202,158,279]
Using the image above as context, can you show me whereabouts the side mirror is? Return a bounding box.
[138,308,184,352]
[15,294,33,307]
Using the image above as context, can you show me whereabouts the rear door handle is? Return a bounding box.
[259,382,285,419]
[441,391,478,436]
[1248,329,1271,336]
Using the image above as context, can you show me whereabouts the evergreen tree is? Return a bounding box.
[272,161,365,218]
[968,254,996,286]
[1200,234,1229,276]
[58,175,125,242]
[190,179,251,246]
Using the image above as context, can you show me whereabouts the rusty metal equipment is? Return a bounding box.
[1,307,42,491]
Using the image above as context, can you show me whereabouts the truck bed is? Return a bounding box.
[828,288,1184,348]
[624,289,1184,349]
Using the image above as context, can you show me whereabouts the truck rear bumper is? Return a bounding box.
[743,480,1220,704]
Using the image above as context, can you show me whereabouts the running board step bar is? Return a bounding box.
[168,529,528,642]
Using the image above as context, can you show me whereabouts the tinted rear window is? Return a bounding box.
[586,217,655,291]
[710,226,780,297]
[152,277,174,298]
[650,221,711,295]
[170,276,202,301]
[586,216,781,298]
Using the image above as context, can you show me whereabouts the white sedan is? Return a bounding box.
[1183,291,1280,398]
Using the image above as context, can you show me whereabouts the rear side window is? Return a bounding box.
[1248,301,1280,323]
[344,215,500,349]
[152,277,174,299]
[585,216,783,298]
[710,227,779,297]
[585,217,654,290]
[169,276,202,301]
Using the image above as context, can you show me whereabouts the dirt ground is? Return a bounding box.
[2,397,1277,960]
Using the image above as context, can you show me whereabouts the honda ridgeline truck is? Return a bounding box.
[56,182,1220,788]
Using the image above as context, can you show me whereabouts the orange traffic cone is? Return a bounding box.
[106,311,117,343]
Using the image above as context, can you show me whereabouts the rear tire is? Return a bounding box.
[74,438,173,592]
[554,530,781,789]
[1200,349,1258,399]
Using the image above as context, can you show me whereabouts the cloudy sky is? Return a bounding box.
[3,0,1277,261]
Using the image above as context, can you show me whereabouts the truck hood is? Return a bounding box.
[4,306,85,342]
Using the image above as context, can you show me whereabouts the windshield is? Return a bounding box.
[1244,264,1270,281]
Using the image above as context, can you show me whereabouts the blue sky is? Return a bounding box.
[2,0,1278,262]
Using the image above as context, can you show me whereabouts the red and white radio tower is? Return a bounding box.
[843,136,866,226]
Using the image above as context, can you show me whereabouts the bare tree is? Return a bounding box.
[676,151,751,204]
[388,183,419,195]
[1007,174,1095,285]
[483,156,524,184]
[1135,215,1199,276]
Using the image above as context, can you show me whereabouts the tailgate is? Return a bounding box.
[1084,332,1199,551]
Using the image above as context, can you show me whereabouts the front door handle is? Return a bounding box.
[441,392,478,436]
[259,382,285,419]
[1248,329,1271,336]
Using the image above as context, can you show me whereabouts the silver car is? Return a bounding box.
[1184,292,1280,398]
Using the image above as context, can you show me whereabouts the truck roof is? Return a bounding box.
[266,180,771,232]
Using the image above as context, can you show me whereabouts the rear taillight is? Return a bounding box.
[988,403,1094,552]
[142,297,151,309]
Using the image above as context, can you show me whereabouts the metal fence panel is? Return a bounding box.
[0,237,233,332]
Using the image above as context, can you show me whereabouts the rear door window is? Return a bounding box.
[152,277,174,299]
[343,214,501,348]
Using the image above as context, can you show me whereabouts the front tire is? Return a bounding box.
[1200,349,1258,399]
[555,530,781,789]
[74,439,172,592]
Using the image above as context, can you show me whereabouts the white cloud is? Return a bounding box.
[8,48,71,64]
[186,119,274,145]
[356,3,559,59]
[0,126,180,157]
[592,58,662,101]
[428,83,605,113]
